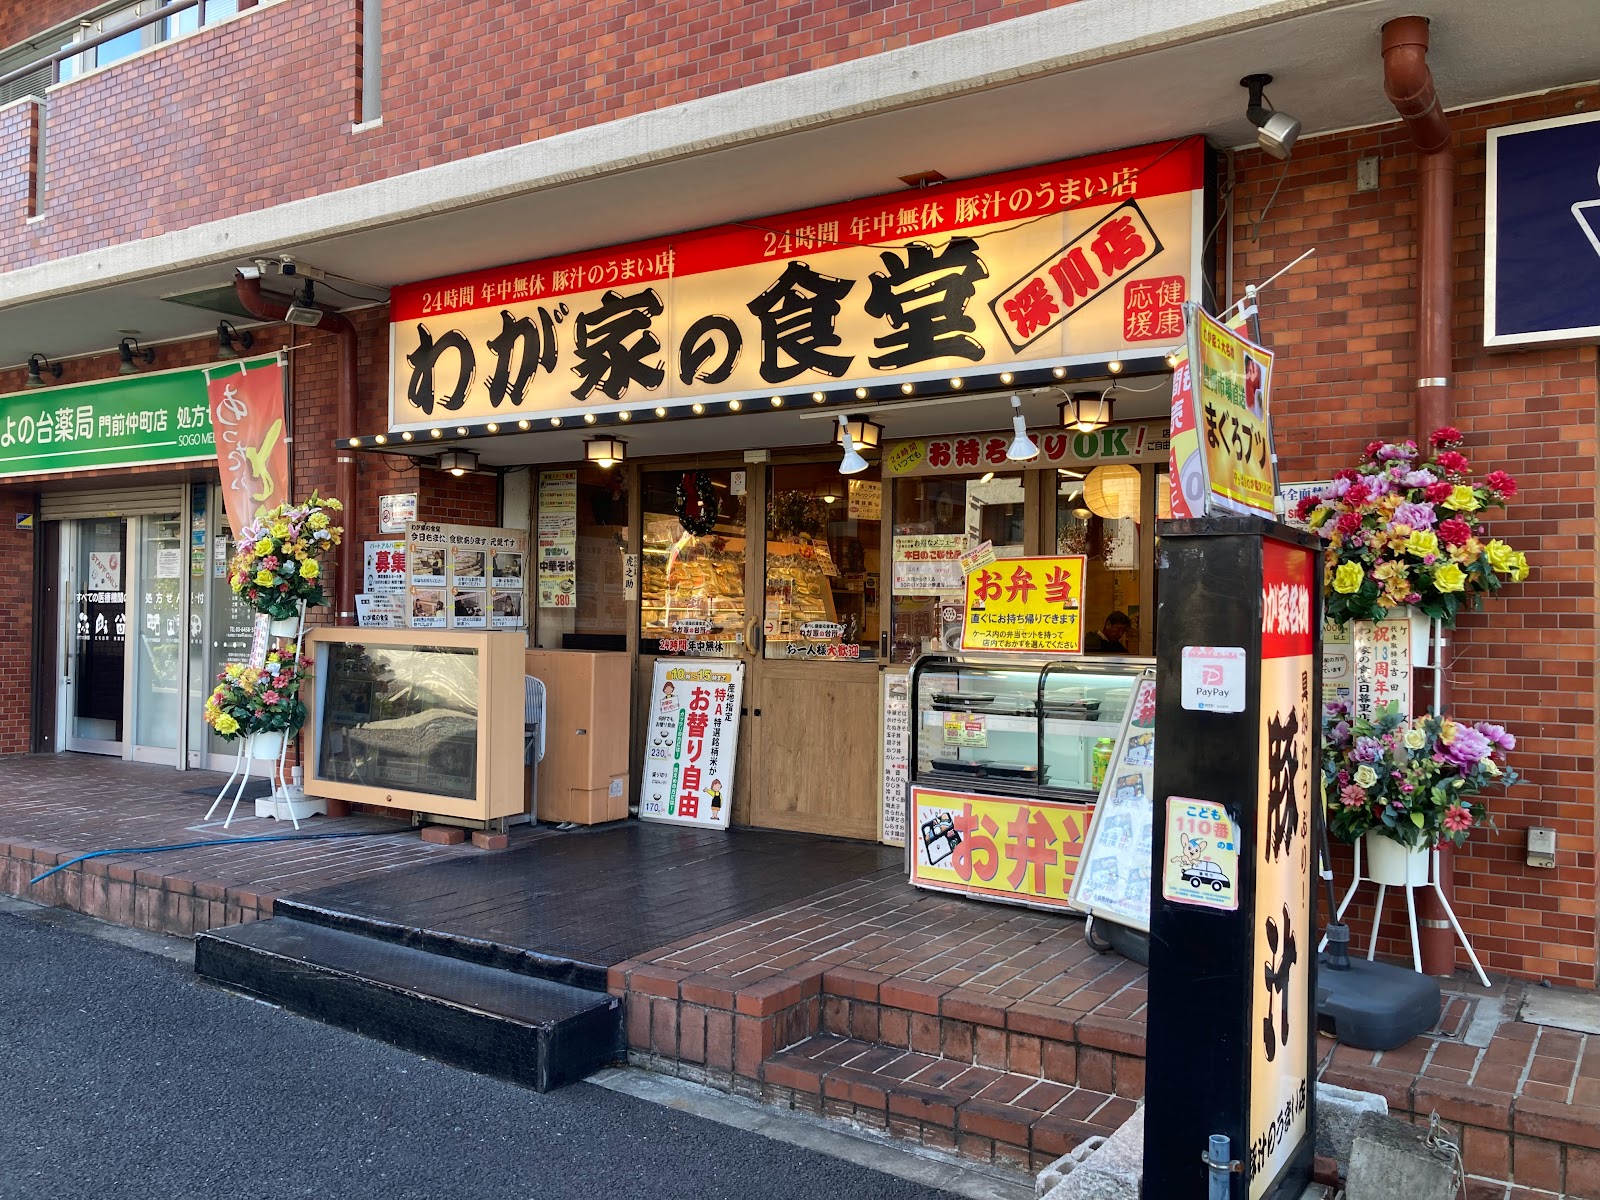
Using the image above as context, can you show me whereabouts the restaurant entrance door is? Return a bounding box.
[633,456,884,840]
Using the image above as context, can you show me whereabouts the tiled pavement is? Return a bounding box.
[0,753,527,934]
[6,754,1600,1194]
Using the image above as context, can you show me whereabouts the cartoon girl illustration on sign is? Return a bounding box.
[658,681,676,712]
[707,779,724,819]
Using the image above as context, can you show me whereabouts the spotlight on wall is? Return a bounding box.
[437,449,479,477]
[25,354,61,388]
[1241,73,1301,160]
[117,337,155,374]
[217,321,256,358]
[1060,390,1115,434]
[584,436,627,468]
[284,281,325,328]
[837,414,869,475]
[1006,393,1038,461]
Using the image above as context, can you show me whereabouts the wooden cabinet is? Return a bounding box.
[525,649,631,825]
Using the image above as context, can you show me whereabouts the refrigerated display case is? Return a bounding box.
[905,653,1149,912]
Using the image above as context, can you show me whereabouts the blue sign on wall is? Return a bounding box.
[1486,111,1600,346]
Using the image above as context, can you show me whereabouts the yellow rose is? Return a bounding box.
[301,559,321,580]
[1309,507,1330,529]
[271,521,292,539]
[1443,485,1480,512]
[1438,719,1458,745]
[1433,563,1466,592]
[1404,530,1439,558]
[214,713,239,736]
[1485,539,1516,573]
[254,569,276,587]
[1354,765,1378,788]
[309,512,330,530]
[1511,552,1530,583]
[1333,562,1364,594]
[1403,727,1425,751]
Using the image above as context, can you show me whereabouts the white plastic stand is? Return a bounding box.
[205,599,324,829]
[1319,612,1490,987]
[1320,833,1491,987]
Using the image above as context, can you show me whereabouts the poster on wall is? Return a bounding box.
[364,540,408,595]
[537,470,578,609]
[1248,538,1315,1200]
[639,659,744,830]
[355,594,407,628]
[388,138,1206,431]
[1068,670,1157,931]
[404,521,528,630]
[961,554,1085,654]
[379,492,419,534]
[890,535,966,594]
[880,672,910,847]
[909,786,1090,911]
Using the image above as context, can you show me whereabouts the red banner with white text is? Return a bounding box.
[207,359,289,539]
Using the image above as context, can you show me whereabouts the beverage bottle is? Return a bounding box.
[1091,737,1115,792]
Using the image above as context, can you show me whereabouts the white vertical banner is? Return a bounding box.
[639,658,743,829]
[879,672,910,847]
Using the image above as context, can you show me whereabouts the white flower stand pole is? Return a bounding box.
[205,728,288,829]
[1319,611,1491,986]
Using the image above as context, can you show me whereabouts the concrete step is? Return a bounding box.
[196,916,622,1092]
[273,895,609,992]
[760,1033,1135,1173]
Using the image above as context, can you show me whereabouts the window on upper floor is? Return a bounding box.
[43,0,244,83]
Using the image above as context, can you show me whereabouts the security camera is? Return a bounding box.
[279,254,298,277]
[1241,74,1301,161]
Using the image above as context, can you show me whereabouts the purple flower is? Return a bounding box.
[1475,722,1515,751]
[1325,477,1352,498]
[1332,721,1352,743]
[1369,475,1393,497]
[1353,736,1383,764]
[1445,725,1492,768]
[1402,469,1438,487]
[1394,502,1437,529]
[1377,442,1419,462]
[1337,770,1350,785]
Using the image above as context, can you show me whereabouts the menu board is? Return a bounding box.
[891,534,965,594]
[537,469,578,608]
[879,672,910,847]
[1068,670,1157,932]
[404,521,527,631]
[639,659,743,829]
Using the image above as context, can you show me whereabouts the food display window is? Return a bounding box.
[908,655,1142,801]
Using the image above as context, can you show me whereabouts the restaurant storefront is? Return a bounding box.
[345,135,1211,866]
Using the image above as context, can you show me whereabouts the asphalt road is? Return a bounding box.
[0,906,957,1200]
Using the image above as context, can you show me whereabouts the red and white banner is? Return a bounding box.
[389,138,1206,429]
[207,358,289,539]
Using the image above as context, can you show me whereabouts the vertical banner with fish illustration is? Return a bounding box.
[207,356,289,539]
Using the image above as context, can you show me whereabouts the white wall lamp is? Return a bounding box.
[1006,393,1039,461]
[832,413,884,452]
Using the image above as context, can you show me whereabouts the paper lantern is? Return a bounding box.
[1083,464,1141,520]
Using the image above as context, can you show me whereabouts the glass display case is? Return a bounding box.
[304,628,527,822]
[908,654,1146,800]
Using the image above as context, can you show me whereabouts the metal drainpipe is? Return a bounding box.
[233,271,361,628]
[1382,15,1459,977]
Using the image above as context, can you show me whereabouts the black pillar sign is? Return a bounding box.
[1142,517,1320,1200]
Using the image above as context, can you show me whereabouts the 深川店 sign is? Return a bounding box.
[0,356,280,478]
[388,138,1206,428]
[884,420,1169,477]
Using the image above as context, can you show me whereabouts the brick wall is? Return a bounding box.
[0,486,35,752]
[0,1,84,50]
[0,0,1081,269]
[1233,85,1600,984]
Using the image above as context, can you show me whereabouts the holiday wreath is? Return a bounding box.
[675,470,721,537]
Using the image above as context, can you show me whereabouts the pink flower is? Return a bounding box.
[1424,481,1453,504]
[1340,784,1368,808]
[1334,467,1362,483]
[1437,518,1472,547]
[1434,450,1470,475]
[262,690,281,705]
[1336,512,1362,535]
[1345,481,1373,506]
[1428,426,1463,448]
[1442,804,1474,833]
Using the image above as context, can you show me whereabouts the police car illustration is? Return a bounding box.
[1181,859,1231,893]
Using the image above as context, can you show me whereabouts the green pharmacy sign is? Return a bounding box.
[0,356,278,478]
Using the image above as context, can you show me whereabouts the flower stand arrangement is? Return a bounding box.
[1300,430,1528,983]
[205,493,344,827]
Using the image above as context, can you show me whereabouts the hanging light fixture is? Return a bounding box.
[1059,390,1115,434]
[837,414,869,475]
[217,321,255,359]
[584,436,627,468]
[1082,464,1142,520]
[1006,393,1038,461]
[437,449,479,477]
[831,413,883,451]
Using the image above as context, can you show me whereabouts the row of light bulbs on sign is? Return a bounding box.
[350,352,1178,476]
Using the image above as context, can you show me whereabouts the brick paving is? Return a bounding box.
[0,753,535,936]
[6,754,1600,1192]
